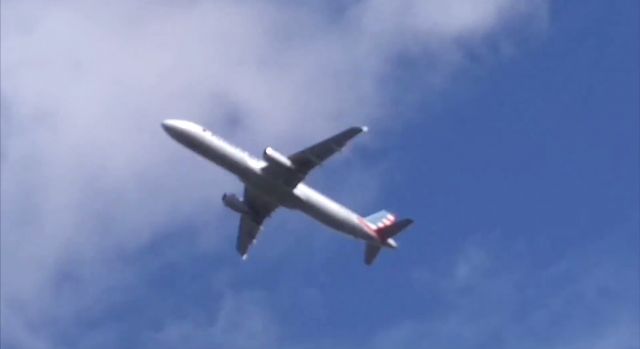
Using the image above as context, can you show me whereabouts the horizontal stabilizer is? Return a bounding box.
[364,243,382,265]
[378,218,413,241]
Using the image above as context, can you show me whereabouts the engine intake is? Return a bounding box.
[222,193,251,215]
[263,147,294,169]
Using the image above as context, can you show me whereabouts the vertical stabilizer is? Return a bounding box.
[363,210,414,265]
[364,210,413,240]
[364,210,396,231]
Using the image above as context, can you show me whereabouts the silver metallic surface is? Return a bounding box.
[162,119,411,263]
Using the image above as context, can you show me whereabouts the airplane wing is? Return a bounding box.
[260,126,367,187]
[288,126,368,178]
[236,187,278,258]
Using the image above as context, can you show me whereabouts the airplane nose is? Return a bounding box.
[161,119,188,138]
[162,119,199,144]
[161,119,179,132]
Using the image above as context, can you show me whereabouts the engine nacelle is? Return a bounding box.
[263,147,294,169]
[222,193,251,215]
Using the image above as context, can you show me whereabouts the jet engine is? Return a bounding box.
[263,147,294,169]
[222,193,252,215]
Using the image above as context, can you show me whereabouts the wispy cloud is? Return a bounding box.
[143,291,279,349]
[384,220,639,349]
[1,0,548,347]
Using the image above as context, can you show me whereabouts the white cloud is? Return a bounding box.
[379,223,640,349]
[144,291,279,349]
[1,0,548,347]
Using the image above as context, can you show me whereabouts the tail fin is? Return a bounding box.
[364,210,414,240]
[363,210,414,265]
[378,218,413,240]
[364,210,396,231]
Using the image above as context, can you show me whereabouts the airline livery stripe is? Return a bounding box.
[357,217,379,238]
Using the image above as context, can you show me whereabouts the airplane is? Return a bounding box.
[161,119,413,265]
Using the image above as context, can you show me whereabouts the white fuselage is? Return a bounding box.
[162,120,382,245]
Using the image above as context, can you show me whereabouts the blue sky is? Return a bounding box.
[1,0,638,348]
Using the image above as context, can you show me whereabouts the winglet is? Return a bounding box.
[360,126,369,133]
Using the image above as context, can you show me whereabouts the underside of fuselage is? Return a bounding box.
[242,171,374,242]
[162,119,409,263]
[179,127,376,242]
